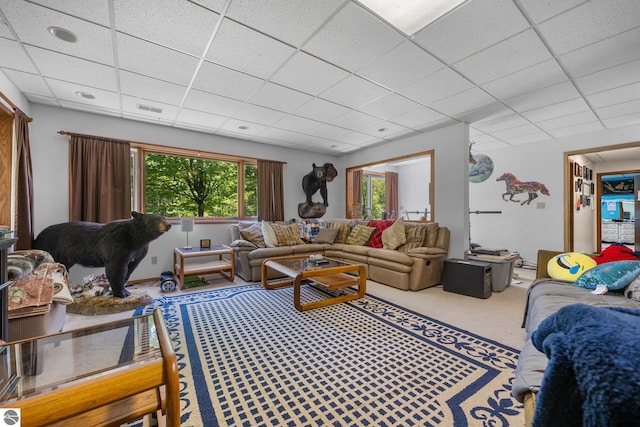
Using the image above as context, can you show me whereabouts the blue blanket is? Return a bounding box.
[531,303,640,427]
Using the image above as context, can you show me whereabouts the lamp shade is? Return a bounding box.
[180,218,194,232]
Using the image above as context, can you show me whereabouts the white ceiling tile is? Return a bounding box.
[413,0,530,64]
[219,118,266,137]
[389,107,448,129]
[232,103,288,126]
[59,99,120,116]
[116,33,199,85]
[292,98,351,122]
[248,82,313,113]
[429,87,496,117]
[491,124,542,140]
[303,2,404,71]
[468,132,501,145]
[121,94,179,120]
[174,107,227,129]
[359,93,422,120]
[454,30,553,84]
[30,0,111,26]
[206,18,296,79]
[504,81,581,112]
[560,27,640,77]
[1,69,51,97]
[329,110,381,131]
[0,38,38,73]
[601,113,640,128]
[190,0,228,14]
[183,89,243,116]
[25,94,59,107]
[505,132,552,145]
[310,123,352,140]
[481,59,568,100]
[2,1,114,65]
[357,40,444,91]
[339,131,381,146]
[518,0,586,24]
[114,0,219,56]
[270,51,349,95]
[0,14,15,39]
[536,110,599,131]
[25,46,118,91]
[472,114,530,133]
[398,67,473,104]
[192,61,265,101]
[537,0,640,55]
[520,98,590,122]
[226,0,344,47]
[597,99,640,119]
[256,126,306,143]
[46,77,119,108]
[548,121,605,138]
[575,59,640,95]
[273,115,322,133]
[358,120,411,138]
[587,81,640,109]
[320,75,390,109]
[119,71,187,105]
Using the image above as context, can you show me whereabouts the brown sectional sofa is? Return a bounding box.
[229,219,450,291]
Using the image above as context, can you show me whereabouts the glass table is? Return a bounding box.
[0,309,179,426]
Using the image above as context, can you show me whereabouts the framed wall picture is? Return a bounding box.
[200,239,211,249]
[590,182,595,194]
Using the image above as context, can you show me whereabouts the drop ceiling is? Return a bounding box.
[1,0,639,155]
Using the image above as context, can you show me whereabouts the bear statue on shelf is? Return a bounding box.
[33,211,171,298]
[299,163,337,219]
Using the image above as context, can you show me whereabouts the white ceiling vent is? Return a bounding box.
[137,104,163,114]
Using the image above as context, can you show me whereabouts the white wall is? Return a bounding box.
[469,125,640,265]
[397,161,430,221]
[28,104,340,283]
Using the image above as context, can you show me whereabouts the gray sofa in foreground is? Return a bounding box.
[229,219,450,291]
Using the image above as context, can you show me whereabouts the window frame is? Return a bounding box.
[131,142,258,222]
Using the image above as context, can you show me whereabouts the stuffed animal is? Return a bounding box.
[33,212,171,298]
[301,163,337,206]
[547,252,597,282]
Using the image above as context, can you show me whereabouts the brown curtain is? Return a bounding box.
[257,159,284,221]
[14,109,34,249]
[69,134,131,222]
[350,169,363,218]
[385,171,398,220]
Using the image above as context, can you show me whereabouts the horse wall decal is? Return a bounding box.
[496,172,550,205]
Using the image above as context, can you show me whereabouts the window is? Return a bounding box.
[362,173,386,219]
[131,144,257,220]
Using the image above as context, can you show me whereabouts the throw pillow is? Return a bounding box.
[397,224,426,252]
[296,218,327,242]
[261,221,278,248]
[239,222,265,248]
[574,260,640,291]
[367,220,395,248]
[314,227,339,244]
[345,224,375,246]
[270,222,305,246]
[328,222,351,244]
[382,218,406,250]
[547,252,597,282]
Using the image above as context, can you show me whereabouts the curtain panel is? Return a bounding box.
[14,109,34,249]
[350,169,363,218]
[69,134,131,223]
[384,171,398,220]
[257,160,284,221]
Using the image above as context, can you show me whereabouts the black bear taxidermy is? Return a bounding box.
[301,163,337,206]
[33,212,171,298]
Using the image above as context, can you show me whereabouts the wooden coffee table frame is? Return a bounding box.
[261,255,366,311]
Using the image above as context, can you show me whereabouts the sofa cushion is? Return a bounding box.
[398,224,426,252]
[271,222,305,246]
[345,224,375,246]
[424,222,440,248]
[574,261,640,291]
[261,221,278,248]
[367,220,395,248]
[382,218,406,250]
[239,222,265,248]
[327,222,351,244]
[314,227,339,244]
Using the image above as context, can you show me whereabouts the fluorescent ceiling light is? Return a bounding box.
[358,0,468,36]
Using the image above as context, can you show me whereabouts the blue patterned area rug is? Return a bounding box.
[134,284,522,426]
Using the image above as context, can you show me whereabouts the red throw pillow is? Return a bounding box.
[594,244,640,264]
[367,220,395,248]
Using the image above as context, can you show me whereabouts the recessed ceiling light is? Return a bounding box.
[75,91,95,99]
[47,26,77,43]
[238,125,249,130]
[378,127,388,132]
[357,0,468,36]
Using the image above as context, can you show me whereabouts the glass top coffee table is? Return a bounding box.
[261,255,367,311]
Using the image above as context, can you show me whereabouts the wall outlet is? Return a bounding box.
[536,202,545,209]
[151,256,158,265]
